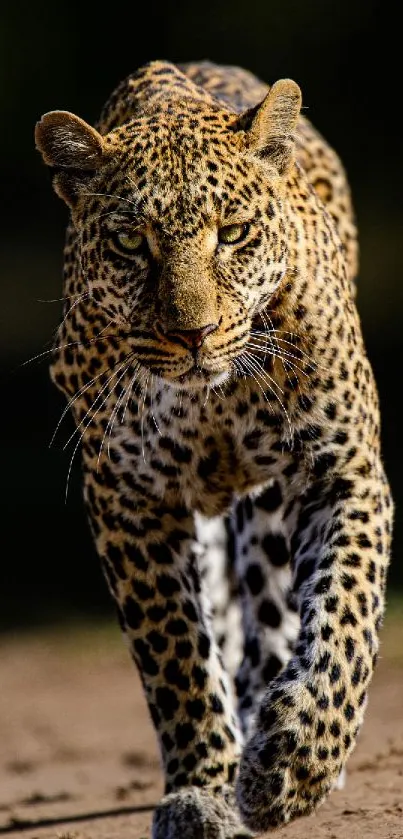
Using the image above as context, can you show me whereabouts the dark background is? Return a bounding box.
[1,0,401,630]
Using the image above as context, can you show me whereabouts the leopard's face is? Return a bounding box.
[75,112,289,389]
[35,73,300,390]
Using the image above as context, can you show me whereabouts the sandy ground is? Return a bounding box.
[1,611,402,839]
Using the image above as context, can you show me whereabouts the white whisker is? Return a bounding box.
[82,191,140,208]
[36,291,88,304]
[242,350,284,396]
[50,358,117,447]
[98,363,135,465]
[63,357,134,451]
[241,351,292,438]
[62,366,131,503]
[246,342,310,378]
[20,330,127,370]
[236,356,269,405]
[58,292,91,330]
[140,372,150,464]
[149,374,162,435]
[121,362,142,426]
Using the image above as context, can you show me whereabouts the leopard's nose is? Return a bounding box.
[157,322,218,349]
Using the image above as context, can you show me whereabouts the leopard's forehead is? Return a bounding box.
[102,107,267,227]
[109,103,241,158]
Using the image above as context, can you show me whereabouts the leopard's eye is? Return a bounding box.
[112,231,145,254]
[218,223,250,245]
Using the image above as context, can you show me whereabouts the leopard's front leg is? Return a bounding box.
[237,459,392,832]
[82,461,252,839]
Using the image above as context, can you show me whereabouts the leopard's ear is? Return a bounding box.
[243,79,301,175]
[35,111,107,207]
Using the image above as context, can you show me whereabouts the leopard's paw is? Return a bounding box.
[235,663,361,833]
[236,727,335,832]
[153,787,254,839]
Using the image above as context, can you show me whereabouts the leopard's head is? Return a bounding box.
[35,64,301,390]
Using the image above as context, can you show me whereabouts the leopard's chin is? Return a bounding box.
[160,365,232,391]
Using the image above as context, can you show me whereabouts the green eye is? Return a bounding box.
[113,230,145,254]
[218,223,250,245]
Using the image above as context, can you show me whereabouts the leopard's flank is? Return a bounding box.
[35,60,392,837]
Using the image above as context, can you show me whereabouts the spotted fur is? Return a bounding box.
[35,60,392,837]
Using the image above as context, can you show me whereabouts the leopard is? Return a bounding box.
[35,59,393,838]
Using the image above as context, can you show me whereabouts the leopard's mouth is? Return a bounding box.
[136,322,251,389]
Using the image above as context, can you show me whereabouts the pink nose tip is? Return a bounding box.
[159,323,218,349]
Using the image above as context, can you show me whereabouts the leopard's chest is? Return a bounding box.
[113,382,299,516]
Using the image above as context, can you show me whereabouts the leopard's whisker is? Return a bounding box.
[63,367,129,502]
[245,342,310,378]
[242,350,284,396]
[82,190,140,208]
[149,373,163,436]
[57,291,92,333]
[257,308,273,366]
[251,328,312,352]
[140,371,150,465]
[50,360,120,447]
[202,385,210,408]
[93,318,115,338]
[20,331,128,370]
[64,365,128,500]
[236,355,269,398]
[63,355,135,451]
[235,356,271,407]
[64,427,85,504]
[48,289,103,345]
[247,339,309,365]
[90,208,138,223]
[217,382,228,400]
[248,347,308,394]
[241,351,292,437]
[262,312,304,384]
[250,331,323,371]
[66,356,135,494]
[233,359,248,381]
[250,330,306,354]
[121,361,143,427]
[210,384,225,401]
[98,361,137,465]
[36,291,89,304]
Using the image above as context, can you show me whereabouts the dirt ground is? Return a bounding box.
[1,610,402,839]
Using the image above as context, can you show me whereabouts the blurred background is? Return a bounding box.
[1,0,401,630]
